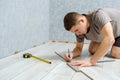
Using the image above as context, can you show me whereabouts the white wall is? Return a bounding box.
[0,0,49,58]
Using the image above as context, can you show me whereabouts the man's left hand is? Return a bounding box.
[70,60,92,68]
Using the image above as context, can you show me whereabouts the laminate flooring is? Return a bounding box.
[0,41,119,80]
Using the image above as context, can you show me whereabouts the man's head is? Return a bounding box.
[63,12,89,35]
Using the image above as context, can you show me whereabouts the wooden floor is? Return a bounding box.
[0,41,120,80]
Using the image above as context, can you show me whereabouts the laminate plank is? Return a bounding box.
[41,62,90,80]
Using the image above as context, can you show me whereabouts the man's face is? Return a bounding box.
[70,20,87,35]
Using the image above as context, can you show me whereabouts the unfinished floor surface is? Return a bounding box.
[0,41,120,80]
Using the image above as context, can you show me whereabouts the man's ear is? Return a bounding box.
[80,19,84,23]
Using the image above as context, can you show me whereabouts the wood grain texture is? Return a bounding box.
[0,42,119,80]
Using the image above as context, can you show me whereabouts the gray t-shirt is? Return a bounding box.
[76,8,120,42]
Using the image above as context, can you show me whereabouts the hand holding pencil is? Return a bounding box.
[64,48,73,62]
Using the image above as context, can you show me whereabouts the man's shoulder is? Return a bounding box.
[87,8,120,15]
[87,8,102,14]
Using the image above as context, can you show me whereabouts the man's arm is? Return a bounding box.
[72,42,84,58]
[90,22,115,64]
[64,41,84,61]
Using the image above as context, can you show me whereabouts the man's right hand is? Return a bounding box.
[64,53,73,62]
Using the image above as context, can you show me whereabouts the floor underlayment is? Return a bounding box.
[0,41,120,80]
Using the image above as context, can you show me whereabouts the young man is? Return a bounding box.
[63,8,120,68]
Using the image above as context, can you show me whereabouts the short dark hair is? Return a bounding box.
[63,12,83,31]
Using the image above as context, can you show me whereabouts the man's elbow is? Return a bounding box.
[109,37,115,45]
[104,37,115,45]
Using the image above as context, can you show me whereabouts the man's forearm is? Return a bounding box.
[72,47,82,58]
[72,42,84,58]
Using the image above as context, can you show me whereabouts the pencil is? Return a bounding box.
[68,48,70,57]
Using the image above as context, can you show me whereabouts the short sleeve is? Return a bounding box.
[75,34,84,42]
[93,9,112,31]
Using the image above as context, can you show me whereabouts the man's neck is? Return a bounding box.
[84,16,90,31]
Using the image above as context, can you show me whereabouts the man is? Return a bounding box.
[63,8,120,68]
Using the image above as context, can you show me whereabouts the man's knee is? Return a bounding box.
[89,41,100,55]
[110,50,120,58]
[89,48,95,55]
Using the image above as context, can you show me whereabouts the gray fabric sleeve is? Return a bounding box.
[93,9,112,31]
[75,34,84,42]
